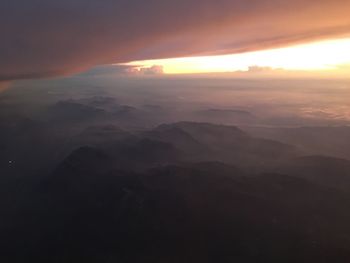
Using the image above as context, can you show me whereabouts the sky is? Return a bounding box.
[126,38,350,76]
[1,0,350,82]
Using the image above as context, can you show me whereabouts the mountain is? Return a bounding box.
[3,121,350,262]
[47,100,107,123]
[245,126,350,159]
[143,124,211,160]
[146,122,297,169]
[276,155,350,192]
[68,125,132,149]
[3,159,350,263]
[194,108,257,125]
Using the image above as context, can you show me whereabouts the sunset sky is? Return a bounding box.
[1,0,350,81]
[126,37,350,76]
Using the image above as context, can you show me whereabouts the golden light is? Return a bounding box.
[125,38,350,75]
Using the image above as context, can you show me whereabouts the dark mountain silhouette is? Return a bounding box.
[3,156,350,263]
[2,116,350,263]
[78,96,119,109]
[55,146,114,176]
[69,125,132,149]
[276,155,350,192]
[143,124,211,160]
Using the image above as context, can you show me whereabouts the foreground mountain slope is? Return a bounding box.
[276,155,350,191]
[3,122,350,262]
[2,149,350,263]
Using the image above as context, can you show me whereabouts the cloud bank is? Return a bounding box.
[79,65,163,77]
[1,0,350,81]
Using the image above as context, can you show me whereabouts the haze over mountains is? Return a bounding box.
[1,76,350,262]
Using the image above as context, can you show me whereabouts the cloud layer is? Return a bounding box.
[1,0,350,80]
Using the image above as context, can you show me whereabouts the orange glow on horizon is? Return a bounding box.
[125,38,350,75]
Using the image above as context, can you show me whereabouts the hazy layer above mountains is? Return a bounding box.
[1,76,350,262]
[7,75,350,126]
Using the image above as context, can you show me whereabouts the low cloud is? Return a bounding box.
[244,66,282,74]
[1,0,350,81]
[79,65,163,77]
[139,65,164,75]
